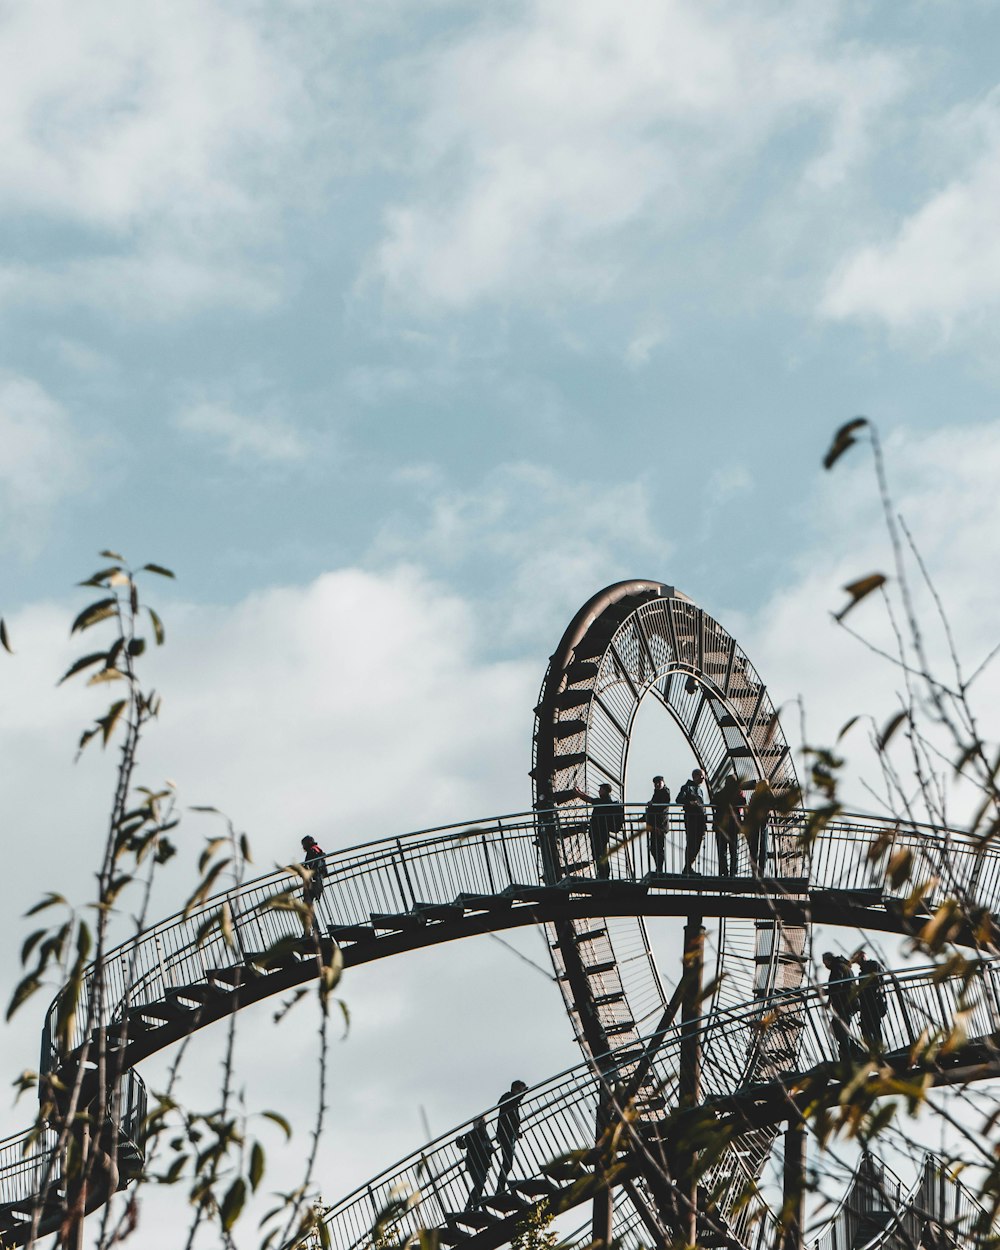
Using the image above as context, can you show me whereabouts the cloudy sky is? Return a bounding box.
[2,1,1000,1244]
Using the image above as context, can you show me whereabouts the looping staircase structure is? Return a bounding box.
[1,579,998,1247]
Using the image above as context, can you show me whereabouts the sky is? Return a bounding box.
[2,1,1000,1245]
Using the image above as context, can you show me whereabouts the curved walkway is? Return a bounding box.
[0,807,995,1244]
[318,960,1000,1250]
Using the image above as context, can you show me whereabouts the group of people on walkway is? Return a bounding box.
[823,948,887,1057]
[574,771,773,879]
[457,1079,529,1210]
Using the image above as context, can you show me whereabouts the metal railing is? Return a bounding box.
[319,959,1000,1250]
[42,806,999,1072]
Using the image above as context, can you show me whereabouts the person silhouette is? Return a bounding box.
[494,1079,528,1190]
[644,776,671,874]
[300,836,327,903]
[458,1116,493,1210]
[574,783,624,878]
[822,951,856,1062]
[677,769,706,875]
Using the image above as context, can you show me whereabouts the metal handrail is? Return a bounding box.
[318,958,1000,1250]
[40,806,999,1073]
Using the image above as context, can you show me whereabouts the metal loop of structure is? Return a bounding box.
[0,581,995,1248]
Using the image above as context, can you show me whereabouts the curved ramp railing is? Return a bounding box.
[813,1151,989,1250]
[318,959,1000,1250]
[41,807,1000,1074]
[5,807,996,1245]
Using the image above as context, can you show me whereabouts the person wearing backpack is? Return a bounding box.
[853,949,887,1051]
[300,835,327,903]
[677,768,706,875]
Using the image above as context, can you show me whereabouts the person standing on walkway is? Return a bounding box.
[574,783,624,878]
[823,951,856,1062]
[745,780,775,876]
[301,836,327,903]
[495,1079,528,1190]
[644,776,671,874]
[853,949,887,1052]
[458,1116,493,1211]
[677,769,706,875]
[713,774,744,876]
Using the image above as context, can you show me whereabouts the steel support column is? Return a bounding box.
[678,915,704,1245]
[780,1119,806,1250]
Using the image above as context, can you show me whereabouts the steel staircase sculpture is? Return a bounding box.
[1,580,996,1247]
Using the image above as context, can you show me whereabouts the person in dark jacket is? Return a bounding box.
[574,783,624,878]
[713,774,744,876]
[644,776,671,874]
[852,949,887,1051]
[301,836,327,903]
[495,1079,528,1190]
[677,769,706,875]
[458,1116,493,1210]
[823,951,856,1062]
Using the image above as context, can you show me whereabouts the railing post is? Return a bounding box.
[481,835,496,895]
[394,840,416,910]
[498,820,516,888]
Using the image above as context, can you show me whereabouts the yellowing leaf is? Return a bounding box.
[835,573,887,622]
[823,417,869,470]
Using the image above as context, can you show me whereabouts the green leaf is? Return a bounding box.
[99,549,126,561]
[834,573,887,622]
[0,618,12,654]
[148,606,165,645]
[221,1177,246,1231]
[261,1110,292,1140]
[128,637,146,657]
[57,651,107,685]
[70,598,117,634]
[25,893,67,917]
[142,562,176,579]
[822,417,869,470]
[249,1141,265,1192]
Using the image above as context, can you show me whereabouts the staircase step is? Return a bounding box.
[481,1193,528,1214]
[582,961,617,976]
[413,902,464,923]
[564,660,598,684]
[127,1000,191,1023]
[605,1021,637,1036]
[455,893,512,912]
[446,1210,492,1229]
[512,1179,557,1199]
[206,965,256,986]
[552,718,587,740]
[328,924,376,943]
[592,991,626,1007]
[168,983,226,1005]
[370,912,424,932]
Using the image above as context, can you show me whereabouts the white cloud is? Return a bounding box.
[821,91,1000,341]
[740,421,1000,819]
[0,372,84,546]
[0,0,309,314]
[0,563,552,1244]
[373,462,670,643]
[175,400,307,463]
[369,0,903,311]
